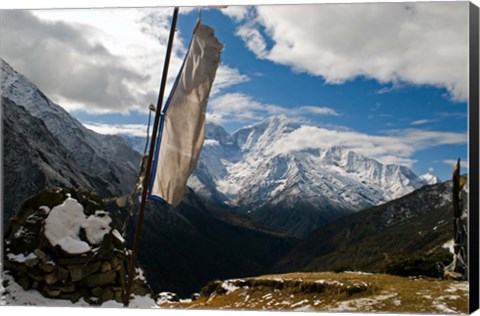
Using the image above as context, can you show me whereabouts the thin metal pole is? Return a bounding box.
[124,6,179,306]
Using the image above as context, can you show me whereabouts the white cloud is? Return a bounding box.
[443,159,469,170]
[83,122,148,137]
[266,125,467,167]
[207,92,339,125]
[220,5,250,22]
[227,2,469,101]
[1,9,246,114]
[411,119,436,126]
[211,65,250,95]
[236,21,268,58]
[297,105,339,116]
[395,129,468,148]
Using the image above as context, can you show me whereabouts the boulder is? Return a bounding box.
[80,270,116,288]
[45,271,59,285]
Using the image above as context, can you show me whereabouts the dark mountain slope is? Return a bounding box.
[2,97,112,222]
[129,188,297,297]
[1,58,141,197]
[275,181,456,273]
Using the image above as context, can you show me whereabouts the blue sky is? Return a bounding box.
[1,3,470,180]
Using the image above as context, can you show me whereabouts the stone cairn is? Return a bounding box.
[3,187,151,305]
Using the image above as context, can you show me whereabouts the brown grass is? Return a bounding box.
[160,271,468,314]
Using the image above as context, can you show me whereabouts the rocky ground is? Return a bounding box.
[159,271,469,314]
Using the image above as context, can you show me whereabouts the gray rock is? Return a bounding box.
[45,271,58,285]
[57,266,69,282]
[80,270,116,288]
[25,257,40,268]
[39,262,56,273]
[34,249,48,262]
[100,261,112,273]
[16,275,32,291]
[68,261,101,282]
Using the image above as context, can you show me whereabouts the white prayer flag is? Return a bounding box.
[149,21,223,206]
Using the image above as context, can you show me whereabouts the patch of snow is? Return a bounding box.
[313,299,322,306]
[82,211,112,245]
[331,292,397,311]
[43,197,114,254]
[221,281,241,294]
[13,227,29,239]
[6,252,37,263]
[101,295,158,308]
[204,139,220,146]
[344,271,373,275]
[419,172,440,185]
[39,206,51,214]
[446,282,468,293]
[135,268,146,282]
[295,304,313,311]
[2,273,90,307]
[432,300,458,314]
[291,299,309,308]
[443,239,455,254]
[0,279,6,306]
[112,229,125,243]
[180,298,192,303]
[44,197,90,254]
[156,292,177,305]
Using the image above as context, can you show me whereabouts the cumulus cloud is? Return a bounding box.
[0,10,151,113]
[207,92,339,125]
[267,125,467,167]
[221,5,250,22]
[0,9,247,114]
[226,2,469,101]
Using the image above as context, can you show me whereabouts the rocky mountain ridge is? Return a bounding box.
[275,179,459,274]
[1,58,141,203]
[188,116,435,237]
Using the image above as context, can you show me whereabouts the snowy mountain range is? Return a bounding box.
[187,116,438,236]
[1,57,438,238]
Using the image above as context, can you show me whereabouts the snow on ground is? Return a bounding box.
[442,239,455,254]
[1,273,157,308]
[6,252,37,263]
[430,281,469,314]
[343,271,373,275]
[221,280,243,295]
[329,292,398,312]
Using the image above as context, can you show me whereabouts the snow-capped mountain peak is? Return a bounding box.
[189,116,434,236]
[419,172,440,185]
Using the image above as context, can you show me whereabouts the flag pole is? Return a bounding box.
[124,6,179,306]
